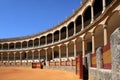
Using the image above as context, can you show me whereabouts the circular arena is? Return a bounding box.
[0,0,120,80]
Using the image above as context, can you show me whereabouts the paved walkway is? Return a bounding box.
[0,67,79,80]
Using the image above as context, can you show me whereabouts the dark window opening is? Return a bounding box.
[61,27,66,40]
[22,42,27,48]
[34,38,39,47]
[54,31,59,42]
[28,40,33,47]
[84,6,91,27]
[93,0,103,20]
[106,0,113,7]
[16,42,21,49]
[68,22,74,37]
[47,34,52,44]
[40,36,45,45]
[87,42,92,53]
[76,15,82,33]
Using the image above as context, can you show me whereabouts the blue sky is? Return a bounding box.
[0,0,83,39]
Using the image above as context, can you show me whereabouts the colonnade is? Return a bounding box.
[0,24,109,66]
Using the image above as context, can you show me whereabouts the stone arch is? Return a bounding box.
[28,40,33,47]
[34,38,39,47]
[40,36,46,45]
[40,49,46,60]
[28,50,32,60]
[75,15,82,33]
[68,41,74,57]
[16,52,20,60]
[16,42,21,49]
[54,46,59,59]
[34,50,39,60]
[9,43,14,49]
[3,52,7,60]
[3,43,8,50]
[84,32,92,54]
[105,0,113,7]
[76,37,82,56]
[68,22,74,37]
[93,0,103,20]
[0,44,2,50]
[105,10,120,42]
[61,27,66,40]
[54,30,59,42]
[60,44,66,58]
[94,25,104,49]
[22,41,27,48]
[47,33,52,44]
[83,6,92,27]
[47,48,52,61]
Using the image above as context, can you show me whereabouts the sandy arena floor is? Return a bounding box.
[0,67,79,80]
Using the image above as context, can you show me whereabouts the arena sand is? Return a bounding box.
[0,67,79,80]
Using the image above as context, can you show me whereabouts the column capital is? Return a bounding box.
[32,50,35,53]
[38,49,41,52]
[65,42,69,45]
[58,44,62,47]
[72,38,77,42]
[14,52,16,54]
[103,24,107,29]
[91,32,95,36]
[51,46,55,49]
[1,53,3,55]
[82,37,85,41]
[44,48,48,50]
[7,52,10,54]
[25,51,29,53]
[20,52,22,54]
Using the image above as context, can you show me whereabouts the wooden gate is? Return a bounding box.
[76,54,83,79]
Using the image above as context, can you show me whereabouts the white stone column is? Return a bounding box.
[102,0,106,13]
[20,52,22,64]
[38,49,41,62]
[103,25,108,46]
[45,48,48,61]
[58,45,61,66]
[32,50,34,62]
[45,48,49,66]
[1,53,3,62]
[33,40,34,47]
[59,30,61,41]
[25,51,28,63]
[82,37,86,65]
[72,39,77,58]
[8,43,9,50]
[27,41,28,48]
[51,47,54,60]
[91,5,94,23]
[81,15,84,30]
[65,42,69,60]
[91,32,95,54]
[14,52,16,65]
[1,44,3,50]
[38,38,40,46]
[21,42,22,49]
[46,36,47,44]
[52,33,54,43]
[7,52,9,62]
[82,37,85,58]
[14,43,16,49]
[66,27,68,38]
[74,21,76,34]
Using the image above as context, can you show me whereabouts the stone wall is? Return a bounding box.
[89,68,112,80]
[110,27,120,80]
[89,27,120,80]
